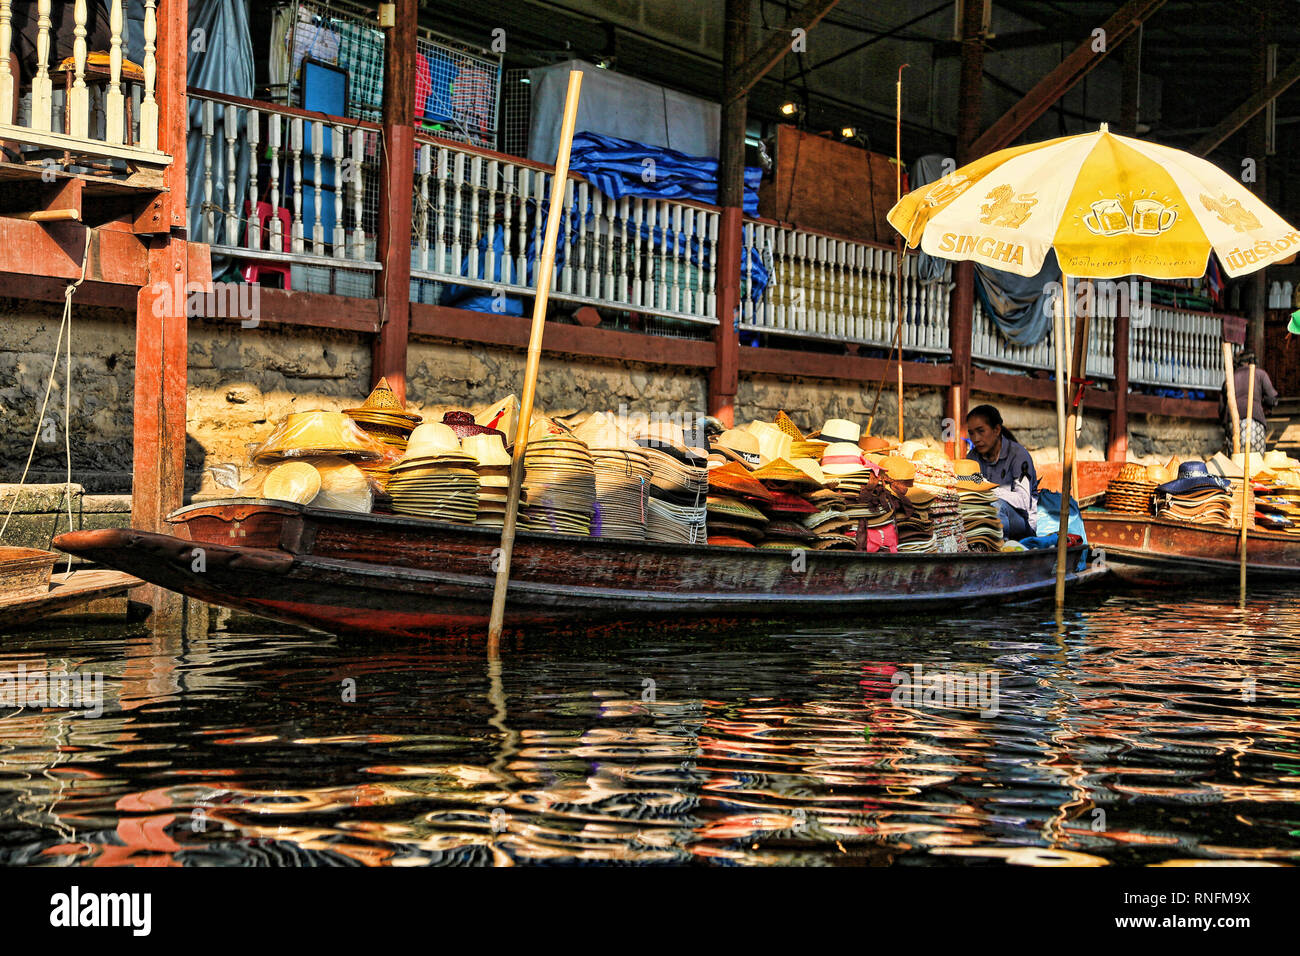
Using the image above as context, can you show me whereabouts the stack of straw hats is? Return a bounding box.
[896,486,937,553]
[1153,461,1233,526]
[633,422,709,544]
[706,461,773,546]
[911,449,969,553]
[520,428,597,535]
[461,433,514,528]
[387,423,479,523]
[954,459,1003,550]
[343,380,422,491]
[573,413,651,540]
[1104,462,1158,515]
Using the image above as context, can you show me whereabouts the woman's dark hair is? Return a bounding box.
[1234,350,1257,369]
[966,404,1018,444]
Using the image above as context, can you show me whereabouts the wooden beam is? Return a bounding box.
[409,303,716,368]
[972,367,1116,410]
[1109,311,1131,461]
[727,0,842,103]
[0,213,149,283]
[1191,55,1300,156]
[741,348,951,387]
[373,0,417,405]
[969,0,1167,157]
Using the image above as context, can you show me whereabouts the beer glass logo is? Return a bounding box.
[1083,198,1130,236]
[1131,198,1177,235]
[1082,197,1178,236]
[925,173,970,207]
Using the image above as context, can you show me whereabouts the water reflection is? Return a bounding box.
[1,587,1298,866]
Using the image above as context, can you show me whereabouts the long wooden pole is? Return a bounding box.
[1056,275,1089,608]
[1223,342,1241,457]
[487,71,583,646]
[1240,363,1256,601]
[1054,288,1067,463]
[895,64,907,446]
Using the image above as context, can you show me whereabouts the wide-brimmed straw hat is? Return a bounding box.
[713,428,763,467]
[477,395,519,443]
[253,410,388,463]
[820,442,868,476]
[740,421,794,464]
[815,418,861,445]
[708,461,774,501]
[462,432,511,467]
[1156,460,1232,495]
[402,422,462,460]
[752,458,822,488]
[573,411,637,451]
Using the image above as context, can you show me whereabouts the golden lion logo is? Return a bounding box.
[1200,193,1261,233]
[978,185,1038,228]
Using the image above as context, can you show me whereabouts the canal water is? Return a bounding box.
[1,585,1298,867]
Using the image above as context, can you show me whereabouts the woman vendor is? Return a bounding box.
[965,404,1037,539]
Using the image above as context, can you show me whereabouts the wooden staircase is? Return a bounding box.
[1266,396,1300,453]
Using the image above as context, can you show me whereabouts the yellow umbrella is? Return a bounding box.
[887,123,1298,602]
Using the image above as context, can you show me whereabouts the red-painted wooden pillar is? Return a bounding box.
[710,0,749,428]
[372,0,417,404]
[1108,311,1131,461]
[946,0,987,457]
[130,0,189,625]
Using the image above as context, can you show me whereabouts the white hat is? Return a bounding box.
[402,422,461,460]
[819,442,869,476]
[462,432,511,467]
[818,418,861,444]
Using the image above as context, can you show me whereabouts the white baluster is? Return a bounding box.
[706,212,719,320]
[560,178,574,295]
[31,0,51,132]
[335,125,351,256]
[310,120,324,254]
[139,0,157,150]
[290,117,304,253]
[467,154,482,285]
[451,151,465,276]
[416,143,431,271]
[502,163,517,285]
[0,1,14,128]
[268,115,282,252]
[246,110,260,250]
[485,158,499,287]
[201,99,214,242]
[576,180,590,300]
[105,0,124,143]
[224,104,239,245]
[434,146,449,272]
[617,197,631,304]
[590,189,605,301]
[631,198,645,308]
[68,0,88,137]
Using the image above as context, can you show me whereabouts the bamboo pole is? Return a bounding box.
[487,71,583,647]
[1240,363,1255,601]
[1054,288,1067,463]
[1223,342,1241,457]
[895,64,907,446]
[1056,275,1089,608]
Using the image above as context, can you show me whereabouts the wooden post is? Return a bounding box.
[710,0,748,427]
[372,0,417,405]
[130,0,187,626]
[1056,275,1089,608]
[1240,364,1255,600]
[946,0,985,458]
[1223,342,1241,457]
[487,72,583,646]
[1108,308,1130,461]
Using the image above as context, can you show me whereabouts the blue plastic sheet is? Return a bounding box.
[185,0,254,276]
[1035,490,1087,542]
[973,250,1061,347]
[568,131,762,216]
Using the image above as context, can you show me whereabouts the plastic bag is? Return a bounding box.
[1036,490,1087,542]
[237,455,379,513]
[250,410,389,463]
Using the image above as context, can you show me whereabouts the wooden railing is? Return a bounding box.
[410,135,720,325]
[739,222,951,355]
[188,91,380,277]
[0,0,169,163]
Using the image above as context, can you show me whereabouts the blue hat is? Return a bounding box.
[1156,460,1231,496]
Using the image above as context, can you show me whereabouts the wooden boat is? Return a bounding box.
[0,569,142,632]
[1083,510,1300,585]
[52,499,1103,639]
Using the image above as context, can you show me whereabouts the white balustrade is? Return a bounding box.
[0,0,165,161]
[410,138,720,325]
[189,92,379,271]
[741,221,951,355]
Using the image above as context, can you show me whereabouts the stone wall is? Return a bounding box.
[0,300,1233,498]
[1,300,137,492]
[406,336,708,425]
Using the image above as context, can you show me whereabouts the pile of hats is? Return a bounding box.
[461,433,514,528]
[632,422,709,544]
[1104,462,1159,515]
[573,413,651,540]
[705,462,772,547]
[520,425,597,535]
[386,422,480,523]
[954,460,1003,551]
[820,441,892,550]
[911,449,969,553]
[343,379,423,491]
[1154,460,1233,526]
[248,409,390,513]
[895,485,937,553]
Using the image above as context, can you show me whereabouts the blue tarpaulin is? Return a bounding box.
[567,131,762,217]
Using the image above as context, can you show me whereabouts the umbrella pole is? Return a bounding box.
[1054,290,1067,463]
[1240,364,1255,603]
[487,71,584,648]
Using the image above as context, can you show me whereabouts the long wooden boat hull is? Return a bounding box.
[1083,510,1300,586]
[54,500,1101,639]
